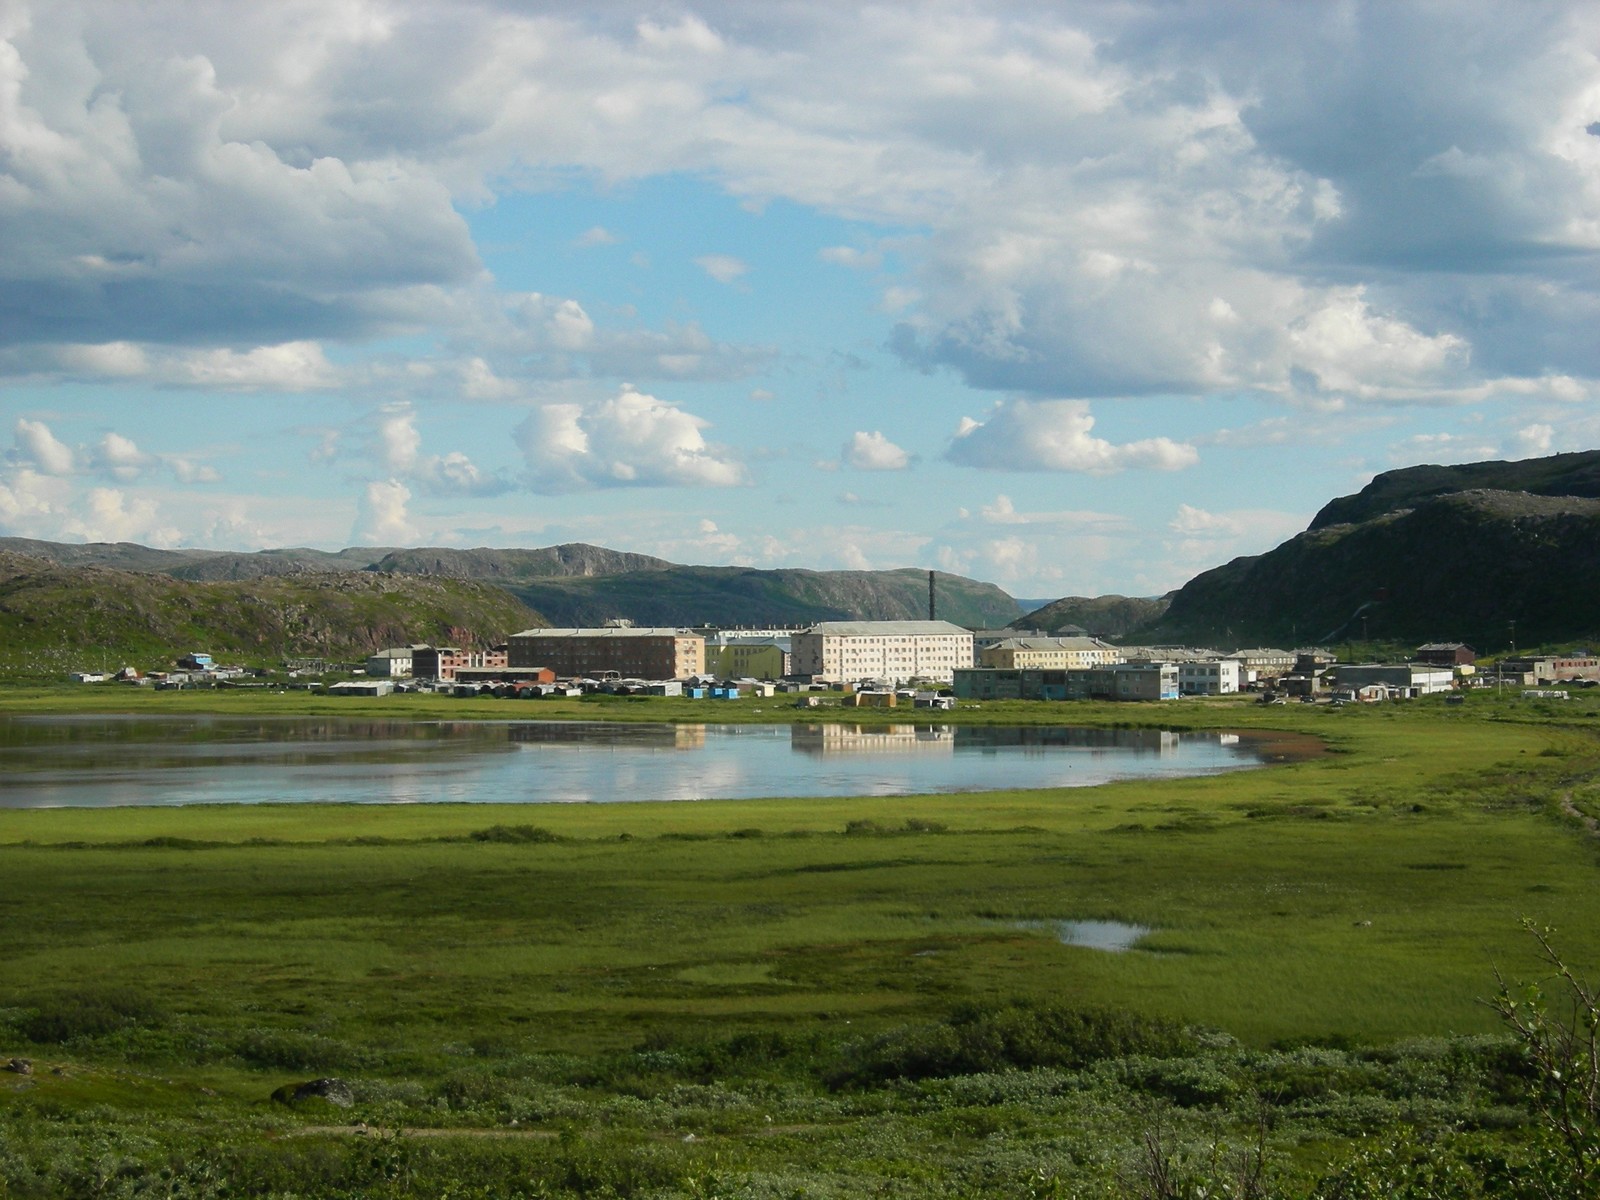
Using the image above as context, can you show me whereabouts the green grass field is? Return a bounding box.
[2,687,1599,1197]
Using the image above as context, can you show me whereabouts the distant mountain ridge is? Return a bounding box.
[0,538,1023,632]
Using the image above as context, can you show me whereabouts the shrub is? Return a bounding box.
[19,988,167,1044]
[827,1000,1195,1087]
[469,824,561,843]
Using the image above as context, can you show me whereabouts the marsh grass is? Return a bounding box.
[4,688,1600,1194]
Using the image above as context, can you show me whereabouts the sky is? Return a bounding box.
[3,1,1600,602]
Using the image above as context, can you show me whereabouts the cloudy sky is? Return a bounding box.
[4,1,1600,601]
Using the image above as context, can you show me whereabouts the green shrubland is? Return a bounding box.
[2,688,1600,1195]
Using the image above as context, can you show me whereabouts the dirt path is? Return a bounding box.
[1560,791,1599,837]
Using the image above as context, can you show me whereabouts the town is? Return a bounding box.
[70,619,1600,706]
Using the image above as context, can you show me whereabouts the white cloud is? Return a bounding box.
[91,432,153,481]
[575,225,619,247]
[695,254,749,285]
[1169,504,1241,537]
[170,342,340,390]
[843,430,910,471]
[353,479,416,545]
[947,400,1199,474]
[820,245,881,269]
[514,385,745,491]
[12,419,75,475]
[369,404,508,496]
[1515,423,1556,455]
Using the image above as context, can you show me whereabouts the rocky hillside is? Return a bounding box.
[1309,450,1600,529]
[0,538,1019,628]
[490,566,1020,629]
[1136,488,1600,649]
[0,552,543,677]
[371,544,674,580]
[1014,595,1170,638]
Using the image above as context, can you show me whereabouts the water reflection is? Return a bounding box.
[0,715,1290,809]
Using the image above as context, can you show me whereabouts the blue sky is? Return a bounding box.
[4,2,1600,600]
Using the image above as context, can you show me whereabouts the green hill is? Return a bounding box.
[1014,595,1170,638]
[1136,488,1600,649]
[490,566,1019,628]
[0,552,543,678]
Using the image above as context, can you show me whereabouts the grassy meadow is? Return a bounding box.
[2,686,1600,1196]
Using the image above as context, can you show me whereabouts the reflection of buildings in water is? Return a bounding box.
[790,723,957,756]
[503,722,706,751]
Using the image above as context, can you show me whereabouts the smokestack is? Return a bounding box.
[928,570,936,621]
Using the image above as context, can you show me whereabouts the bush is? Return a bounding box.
[827,1000,1195,1087]
[469,824,562,843]
[19,989,167,1044]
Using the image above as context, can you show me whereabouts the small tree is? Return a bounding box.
[1490,919,1600,1198]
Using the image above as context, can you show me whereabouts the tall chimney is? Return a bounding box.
[928,570,936,621]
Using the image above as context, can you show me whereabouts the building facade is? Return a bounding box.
[1177,659,1243,695]
[507,628,706,679]
[703,636,790,680]
[978,636,1123,671]
[790,621,974,684]
[1336,663,1455,695]
[1415,642,1477,666]
[952,662,1180,701]
[412,645,509,681]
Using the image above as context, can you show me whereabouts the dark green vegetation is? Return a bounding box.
[4,690,1600,1195]
[1137,452,1600,649]
[0,552,543,678]
[1015,594,1170,638]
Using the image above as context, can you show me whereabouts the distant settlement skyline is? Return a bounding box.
[3,2,1600,599]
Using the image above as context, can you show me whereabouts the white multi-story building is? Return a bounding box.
[1177,659,1243,695]
[791,620,974,685]
[365,646,421,677]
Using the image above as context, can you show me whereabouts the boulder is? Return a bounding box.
[271,1077,354,1107]
[4,1058,32,1075]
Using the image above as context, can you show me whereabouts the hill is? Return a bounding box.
[1309,449,1600,529]
[481,565,1020,628]
[1136,488,1600,649]
[0,552,543,677]
[370,544,674,581]
[0,539,1021,628]
[1014,595,1170,638]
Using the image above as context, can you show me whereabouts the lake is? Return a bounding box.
[0,715,1304,809]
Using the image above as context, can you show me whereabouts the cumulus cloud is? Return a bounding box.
[370,404,509,497]
[695,255,749,285]
[514,386,745,491]
[4,1,1598,410]
[91,432,154,481]
[947,400,1198,474]
[843,430,910,471]
[12,419,76,475]
[353,479,416,545]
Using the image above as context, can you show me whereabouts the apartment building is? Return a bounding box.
[791,620,974,685]
[507,627,705,679]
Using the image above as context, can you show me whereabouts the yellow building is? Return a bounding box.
[977,636,1123,671]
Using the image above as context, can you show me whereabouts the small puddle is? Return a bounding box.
[1020,919,1151,952]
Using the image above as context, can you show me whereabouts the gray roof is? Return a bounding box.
[800,620,972,637]
[990,636,1116,651]
[510,627,699,639]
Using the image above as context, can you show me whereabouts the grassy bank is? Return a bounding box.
[2,690,1599,1196]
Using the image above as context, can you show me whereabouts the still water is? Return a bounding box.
[0,716,1294,809]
